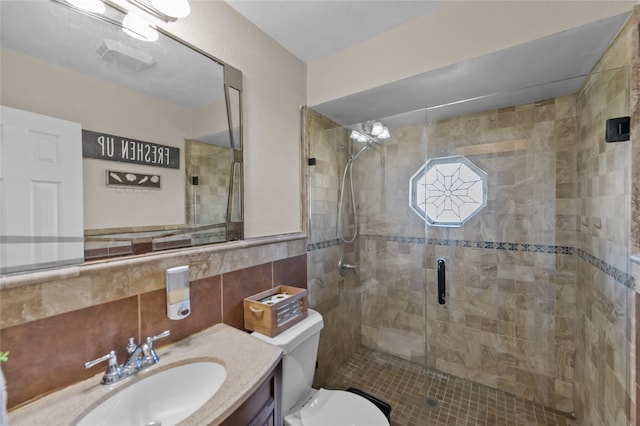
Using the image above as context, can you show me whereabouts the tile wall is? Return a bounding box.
[628,5,640,423]
[573,11,636,423]
[0,235,307,409]
[357,122,428,364]
[304,108,362,386]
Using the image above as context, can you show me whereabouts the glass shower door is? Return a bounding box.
[306,66,632,426]
[421,65,631,425]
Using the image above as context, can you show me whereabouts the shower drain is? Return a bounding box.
[425,396,440,410]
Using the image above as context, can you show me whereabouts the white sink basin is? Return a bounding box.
[76,361,226,426]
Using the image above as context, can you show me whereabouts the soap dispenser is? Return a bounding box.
[166,265,190,320]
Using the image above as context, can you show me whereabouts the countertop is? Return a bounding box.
[8,323,282,425]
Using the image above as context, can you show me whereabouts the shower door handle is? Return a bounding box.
[437,258,446,305]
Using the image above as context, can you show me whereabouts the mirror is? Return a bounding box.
[0,0,243,273]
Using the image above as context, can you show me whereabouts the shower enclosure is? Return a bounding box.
[306,58,633,426]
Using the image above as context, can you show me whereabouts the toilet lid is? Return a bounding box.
[300,389,389,426]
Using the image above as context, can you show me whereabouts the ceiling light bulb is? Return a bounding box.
[67,0,105,14]
[371,121,384,136]
[151,0,191,18]
[122,13,159,42]
[378,127,390,139]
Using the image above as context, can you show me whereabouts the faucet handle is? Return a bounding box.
[85,350,117,369]
[126,337,137,355]
[143,330,170,365]
[147,330,170,343]
[84,350,121,384]
[338,258,358,276]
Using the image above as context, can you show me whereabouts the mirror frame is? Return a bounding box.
[157,24,245,243]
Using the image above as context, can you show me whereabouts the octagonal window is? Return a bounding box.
[409,155,487,227]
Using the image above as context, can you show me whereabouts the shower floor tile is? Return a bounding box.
[322,348,575,426]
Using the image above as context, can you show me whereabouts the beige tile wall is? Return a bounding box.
[627,6,640,423]
[355,122,428,363]
[304,108,362,386]
[0,234,307,408]
[573,14,635,423]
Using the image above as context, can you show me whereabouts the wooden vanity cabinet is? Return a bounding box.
[220,361,282,426]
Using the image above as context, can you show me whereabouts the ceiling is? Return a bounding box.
[225,0,631,127]
[2,1,632,128]
[224,0,442,63]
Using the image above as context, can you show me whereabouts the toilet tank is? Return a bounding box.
[251,309,324,413]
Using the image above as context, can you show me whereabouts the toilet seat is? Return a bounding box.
[300,388,389,426]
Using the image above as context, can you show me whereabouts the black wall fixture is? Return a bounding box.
[437,258,446,305]
[605,116,630,142]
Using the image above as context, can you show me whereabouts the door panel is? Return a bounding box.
[0,106,83,273]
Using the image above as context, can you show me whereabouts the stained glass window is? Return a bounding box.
[409,155,487,227]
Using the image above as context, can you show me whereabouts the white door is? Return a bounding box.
[0,106,84,274]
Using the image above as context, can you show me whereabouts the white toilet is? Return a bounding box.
[251,309,390,426]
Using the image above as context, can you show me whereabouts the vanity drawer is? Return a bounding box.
[220,361,282,426]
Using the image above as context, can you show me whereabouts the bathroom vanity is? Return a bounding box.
[8,324,282,425]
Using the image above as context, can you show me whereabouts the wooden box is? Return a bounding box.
[243,285,308,337]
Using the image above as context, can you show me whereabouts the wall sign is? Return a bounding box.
[107,170,161,189]
[82,130,179,169]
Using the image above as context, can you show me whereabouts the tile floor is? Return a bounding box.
[322,348,575,426]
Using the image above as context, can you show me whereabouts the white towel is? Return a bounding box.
[0,366,7,426]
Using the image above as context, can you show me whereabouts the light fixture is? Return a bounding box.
[356,120,390,141]
[150,0,190,18]
[96,39,157,72]
[67,0,105,14]
[377,127,390,139]
[350,130,369,143]
[371,121,384,136]
[122,13,159,42]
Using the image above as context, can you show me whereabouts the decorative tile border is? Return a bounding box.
[307,238,341,252]
[575,248,634,289]
[307,234,635,289]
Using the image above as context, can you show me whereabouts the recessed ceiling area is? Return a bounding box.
[224,1,630,127]
[311,12,630,126]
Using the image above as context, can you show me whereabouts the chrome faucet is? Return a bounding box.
[85,330,170,385]
[338,257,358,276]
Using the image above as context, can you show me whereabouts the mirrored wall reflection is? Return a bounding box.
[185,140,232,241]
[0,0,243,271]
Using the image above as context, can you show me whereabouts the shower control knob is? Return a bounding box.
[338,257,358,276]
